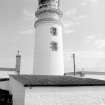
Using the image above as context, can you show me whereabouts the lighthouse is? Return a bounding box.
[34,0,64,75]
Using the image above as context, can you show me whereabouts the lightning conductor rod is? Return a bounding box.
[73,53,76,76]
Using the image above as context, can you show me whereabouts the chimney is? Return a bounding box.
[16,50,21,74]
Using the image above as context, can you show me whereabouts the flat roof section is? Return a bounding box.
[64,71,105,75]
[10,75,105,87]
[0,68,16,71]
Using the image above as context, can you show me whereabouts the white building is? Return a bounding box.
[64,71,105,80]
[8,0,105,105]
[33,0,64,75]
[0,52,21,79]
[0,52,21,90]
[9,75,105,105]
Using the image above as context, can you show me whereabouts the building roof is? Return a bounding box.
[11,75,105,87]
[64,71,105,75]
[0,68,16,71]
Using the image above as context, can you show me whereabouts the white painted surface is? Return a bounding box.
[84,75,105,80]
[34,21,64,75]
[25,86,105,105]
[66,74,105,80]
[0,71,17,78]
[9,77,25,105]
[37,12,60,21]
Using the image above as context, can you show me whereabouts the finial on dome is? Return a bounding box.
[18,50,20,55]
[17,50,21,56]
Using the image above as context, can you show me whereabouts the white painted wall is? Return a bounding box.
[84,75,105,80]
[0,71,17,78]
[34,21,64,75]
[9,77,25,105]
[25,86,105,105]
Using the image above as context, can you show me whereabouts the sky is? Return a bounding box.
[0,0,105,74]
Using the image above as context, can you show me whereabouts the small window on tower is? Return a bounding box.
[50,41,58,51]
[50,27,57,36]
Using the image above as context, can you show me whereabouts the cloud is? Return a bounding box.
[63,21,74,28]
[80,0,98,6]
[78,15,87,19]
[80,2,88,6]
[73,51,105,58]
[73,15,88,22]
[84,33,105,49]
[64,8,77,18]
[75,22,81,25]
[19,29,34,35]
[64,52,71,61]
[86,35,96,40]
[63,49,105,71]
[64,50,105,59]
[90,0,97,3]
[95,39,105,48]
[63,20,75,34]
[63,14,87,35]
[64,29,75,34]
[23,9,34,20]
[63,9,87,33]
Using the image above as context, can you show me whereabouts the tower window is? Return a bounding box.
[50,27,57,36]
[50,41,58,51]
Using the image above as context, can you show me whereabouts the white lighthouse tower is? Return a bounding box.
[34,0,64,75]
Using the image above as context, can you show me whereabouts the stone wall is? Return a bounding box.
[25,86,105,105]
[0,89,12,105]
